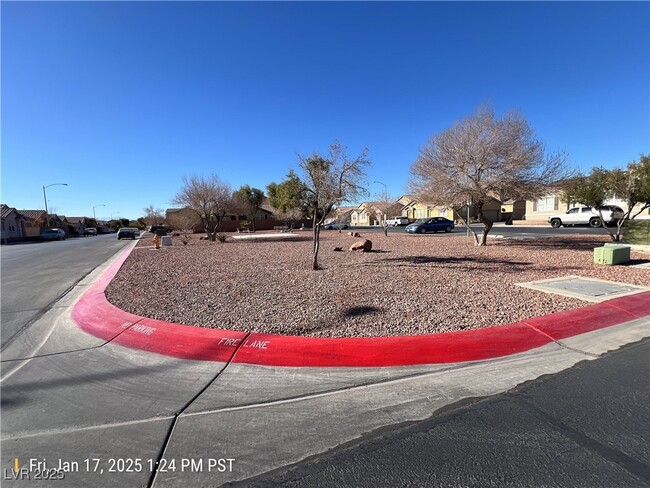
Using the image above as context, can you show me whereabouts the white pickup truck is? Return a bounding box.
[386,216,410,226]
[548,206,624,228]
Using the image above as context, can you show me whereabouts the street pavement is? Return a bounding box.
[1,234,130,350]
[341,222,613,238]
[248,339,650,488]
[1,232,648,487]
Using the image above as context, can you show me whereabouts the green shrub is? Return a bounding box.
[623,220,650,245]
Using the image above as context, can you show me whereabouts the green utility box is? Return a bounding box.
[594,245,631,265]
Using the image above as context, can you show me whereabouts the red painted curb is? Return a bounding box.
[72,246,650,367]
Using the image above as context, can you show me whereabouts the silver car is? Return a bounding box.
[40,228,66,241]
[321,222,350,230]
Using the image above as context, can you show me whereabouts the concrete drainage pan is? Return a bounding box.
[516,275,650,303]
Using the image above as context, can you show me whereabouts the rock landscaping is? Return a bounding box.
[104,232,650,338]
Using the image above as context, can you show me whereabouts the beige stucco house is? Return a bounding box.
[1,205,26,243]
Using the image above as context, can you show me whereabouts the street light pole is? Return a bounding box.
[42,183,68,228]
[93,204,106,221]
[373,180,388,226]
[373,180,387,197]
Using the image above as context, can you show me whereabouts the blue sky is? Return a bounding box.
[2,2,648,221]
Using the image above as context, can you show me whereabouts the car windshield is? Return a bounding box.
[414,219,428,223]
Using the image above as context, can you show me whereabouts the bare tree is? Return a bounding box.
[142,205,165,226]
[167,208,201,244]
[166,208,201,232]
[410,105,572,246]
[299,142,370,270]
[172,174,233,241]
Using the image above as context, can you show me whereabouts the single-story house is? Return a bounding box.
[15,210,48,239]
[66,217,91,236]
[398,195,457,221]
[1,204,27,243]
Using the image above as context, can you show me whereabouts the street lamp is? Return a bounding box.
[373,180,387,196]
[42,183,68,228]
[373,180,388,226]
[93,204,106,221]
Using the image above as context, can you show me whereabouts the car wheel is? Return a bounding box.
[445,226,452,233]
[589,217,602,228]
[550,219,562,228]
[418,228,426,234]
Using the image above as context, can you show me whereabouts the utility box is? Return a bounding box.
[594,245,631,265]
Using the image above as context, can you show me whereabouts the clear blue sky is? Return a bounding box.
[2,2,648,221]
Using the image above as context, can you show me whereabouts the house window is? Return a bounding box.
[416,209,425,218]
[535,196,558,212]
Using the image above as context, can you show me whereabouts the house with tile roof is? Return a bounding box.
[1,204,27,243]
[65,217,92,236]
[350,201,405,226]
[17,210,48,239]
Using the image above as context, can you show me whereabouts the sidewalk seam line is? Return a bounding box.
[180,350,564,418]
[1,316,147,364]
[146,331,251,488]
[1,416,176,441]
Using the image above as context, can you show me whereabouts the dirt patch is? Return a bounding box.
[105,233,650,338]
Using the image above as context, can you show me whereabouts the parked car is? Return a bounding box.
[40,228,66,241]
[83,227,98,236]
[117,227,138,239]
[386,216,410,226]
[321,222,350,230]
[405,217,455,234]
[149,225,171,235]
[547,206,624,228]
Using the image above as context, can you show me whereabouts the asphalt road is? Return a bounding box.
[248,339,650,488]
[0,234,130,350]
[332,223,614,238]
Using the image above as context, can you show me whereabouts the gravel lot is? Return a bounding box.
[105,232,650,338]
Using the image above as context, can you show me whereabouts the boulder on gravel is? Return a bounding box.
[333,247,343,252]
[350,239,372,252]
[348,231,361,237]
